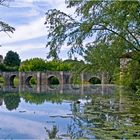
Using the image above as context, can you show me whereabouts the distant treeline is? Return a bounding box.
[0,51,84,72]
[19,58,84,72]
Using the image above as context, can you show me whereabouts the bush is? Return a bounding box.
[0,63,6,71]
[19,58,73,72]
[19,58,47,72]
[0,63,18,72]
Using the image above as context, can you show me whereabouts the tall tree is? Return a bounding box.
[4,51,21,67]
[45,0,140,60]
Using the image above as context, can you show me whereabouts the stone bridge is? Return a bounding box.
[0,71,108,87]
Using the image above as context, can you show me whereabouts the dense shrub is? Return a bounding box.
[0,63,18,72]
[19,58,73,72]
[19,58,47,72]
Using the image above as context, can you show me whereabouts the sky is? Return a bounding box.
[0,0,82,61]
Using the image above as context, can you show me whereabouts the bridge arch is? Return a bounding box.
[69,74,81,85]
[25,75,37,87]
[47,71,64,85]
[0,71,109,88]
[9,74,19,87]
[88,76,101,84]
[47,75,60,85]
[9,75,16,87]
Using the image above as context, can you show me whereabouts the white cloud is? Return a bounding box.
[1,8,40,19]
[0,42,47,60]
[0,113,47,138]
[0,0,74,47]
[10,0,34,8]
[15,8,40,17]
[0,17,46,45]
[45,0,75,15]
[0,0,77,60]
[26,8,40,17]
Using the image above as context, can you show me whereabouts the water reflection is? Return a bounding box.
[71,89,140,139]
[0,84,116,94]
[4,94,20,111]
[0,85,139,139]
[45,125,59,139]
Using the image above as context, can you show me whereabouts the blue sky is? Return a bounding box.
[0,0,82,61]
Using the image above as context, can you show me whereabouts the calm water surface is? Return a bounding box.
[0,85,139,139]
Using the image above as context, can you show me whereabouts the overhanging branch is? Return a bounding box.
[95,24,140,51]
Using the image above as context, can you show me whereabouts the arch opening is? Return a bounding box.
[25,76,37,88]
[9,75,19,88]
[70,74,81,85]
[88,77,101,84]
[48,76,60,89]
[69,74,81,89]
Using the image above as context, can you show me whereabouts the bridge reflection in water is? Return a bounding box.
[0,84,117,95]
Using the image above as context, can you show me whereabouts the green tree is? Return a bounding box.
[19,58,73,72]
[45,0,140,88]
[46,60,72,71]
[120,60,140,90]
[19,58,47,71]
[4,51,21,67]
[45,1,140,60]
[84,43,121,83]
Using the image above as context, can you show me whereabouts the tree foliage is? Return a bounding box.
[19,58,47,72]
[19,58,73,72]
[45,0,140,88]
[0,0,15,34]
[0,21,15,34]
[0,63,18,71]
[45,0,140,59]
[120,60,140,90]
[4,51,21,67]
[83,42,121,82]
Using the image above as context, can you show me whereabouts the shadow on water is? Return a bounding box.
[0,84,139,139]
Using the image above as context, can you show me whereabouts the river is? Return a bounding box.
[0,85,139,139]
